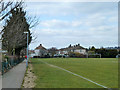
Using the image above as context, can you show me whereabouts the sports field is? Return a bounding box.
[30,58,118,88]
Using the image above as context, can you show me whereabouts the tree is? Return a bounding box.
[0,0,23,37]
[95,48,118,58]
[90,46,96,51]
[0,0,23,21]
[88,46,96,55]
[2,6,32,57]
[68,44,72,48]
[68,52,85,58]
[48,47,58,57]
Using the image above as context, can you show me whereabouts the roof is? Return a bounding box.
[35,44,47,50]
[29,50,35,53]
[59,48,68,51]
[48,47,59,51]
[73,46,85,49]
[59,44,85,51]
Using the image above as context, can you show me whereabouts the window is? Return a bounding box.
[80,49,82,52]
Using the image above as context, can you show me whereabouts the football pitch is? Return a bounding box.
[30,58,118,88]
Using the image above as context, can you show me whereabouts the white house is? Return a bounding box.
[29,50,36,58]
[34,44,48,57]
[59,44,87,55]
[32,44,87,58]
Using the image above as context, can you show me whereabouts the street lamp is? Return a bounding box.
[0,39,2,75]
[24,31,29,67]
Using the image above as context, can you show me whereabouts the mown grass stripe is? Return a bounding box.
[39,60,108,88]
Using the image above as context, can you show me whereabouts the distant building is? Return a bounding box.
[34,44,48,57]
[33,44,87,58]
[59,44,87,55]
[48,47,59,57]
[105,47,120,50]
[29,50,36,58]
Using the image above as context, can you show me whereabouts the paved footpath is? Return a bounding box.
[1,60,26,88]
[0,75,2,90]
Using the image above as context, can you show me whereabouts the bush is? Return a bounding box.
[44,54,50,58]
[33,56,40,58]
[69,52,86,58]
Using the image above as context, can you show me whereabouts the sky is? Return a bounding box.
[17,1,119,49]
[26,2,118,50]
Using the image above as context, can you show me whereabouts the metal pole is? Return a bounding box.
[100,54,101,58]
[0,39,2,75]
[26,33,29,67]
[86,53,88,58]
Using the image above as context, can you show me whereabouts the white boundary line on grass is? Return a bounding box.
[39,60,108,88]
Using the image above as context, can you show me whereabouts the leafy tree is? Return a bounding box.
[95,48,118,58]
[88,46,95,55]
[90,46,96,51]
[68,52,86,58]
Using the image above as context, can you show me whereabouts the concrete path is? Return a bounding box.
[2,60,26,88]
[0,75,2,90]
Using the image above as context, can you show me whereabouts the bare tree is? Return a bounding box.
[0,0,23,21]
[0,0,23,36]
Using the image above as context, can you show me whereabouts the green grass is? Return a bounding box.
[30,58,118,88]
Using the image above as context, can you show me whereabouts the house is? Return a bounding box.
[48,47,59,57]
[33,43,87,58]
[59,44,87,55]
[70,44,87,55]
[59,48,68,55]
[29,50,36,58]
[34,44,48,57]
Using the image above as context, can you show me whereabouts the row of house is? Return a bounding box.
[29,44,87,58]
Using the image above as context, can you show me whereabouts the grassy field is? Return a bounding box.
[30,58,118,88]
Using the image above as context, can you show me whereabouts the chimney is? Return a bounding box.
[40,44,42,46]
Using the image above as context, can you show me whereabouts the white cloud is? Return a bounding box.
[25,0,119,2]
[108,16,118,22]
[34,24,117,38]
[30,26,117,49]
[39,12,117,30]
[27,2,118,49]
[26,2,117,17]
[0,25,3,30]
[40,19,82,28]
[0,25,3,33]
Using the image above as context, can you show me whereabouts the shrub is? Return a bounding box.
[69,52,86,58]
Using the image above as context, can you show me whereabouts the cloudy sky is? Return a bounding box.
[25,2,118,49]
